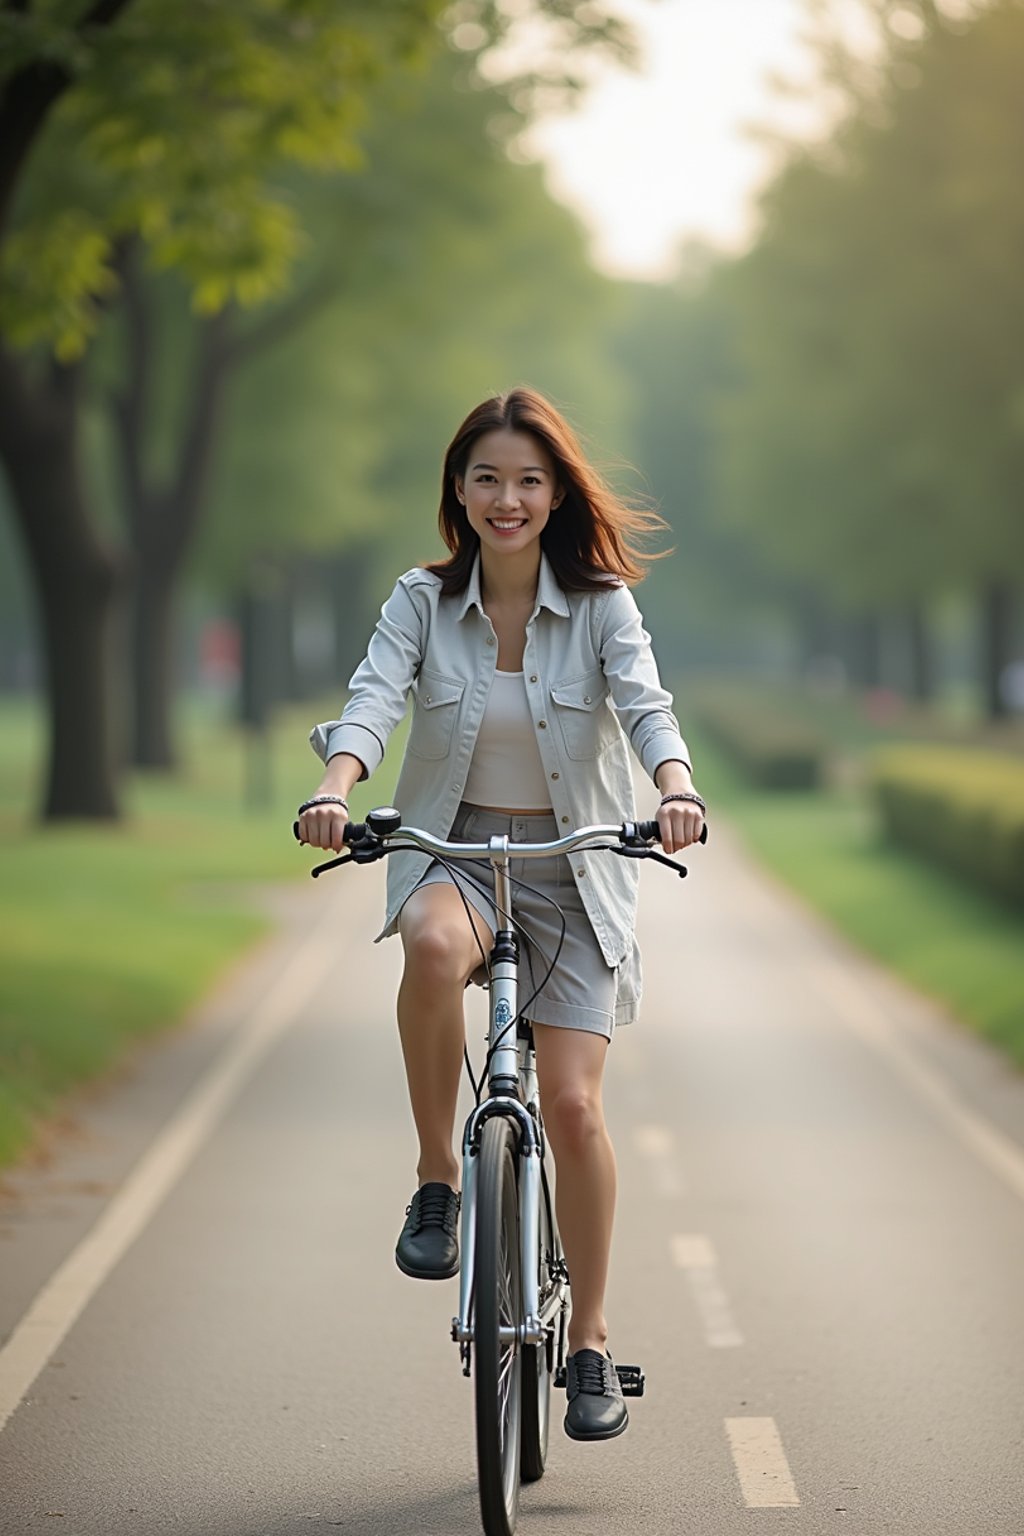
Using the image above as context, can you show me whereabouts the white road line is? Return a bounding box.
[634,1123,685,1197]
[0,900,342,1436]
[725,1417,801,1508]
[671,1233,744,1347]
[813,954,1024,1207]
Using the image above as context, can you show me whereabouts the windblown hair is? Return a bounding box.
[425,387,669,594]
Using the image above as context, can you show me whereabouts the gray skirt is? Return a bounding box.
[403,803,641,1039]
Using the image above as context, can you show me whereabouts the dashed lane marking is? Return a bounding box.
[671,1233,744,1347]
[725,1416,801,1508]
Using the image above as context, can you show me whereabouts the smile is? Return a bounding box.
[488,518,527,531]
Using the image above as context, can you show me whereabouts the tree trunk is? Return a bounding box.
[906,601,934,704]
[0,345,124,818]
[330,543,374,685]
[980,578,1016,719]
[131,556,178,767]
[845,611,884,690]
[112,262,231,768]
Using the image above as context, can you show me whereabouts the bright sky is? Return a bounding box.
[520,0,853,280]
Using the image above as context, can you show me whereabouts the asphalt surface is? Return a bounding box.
[1,820,1023,1536]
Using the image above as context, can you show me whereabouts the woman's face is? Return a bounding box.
[455,428,563,560]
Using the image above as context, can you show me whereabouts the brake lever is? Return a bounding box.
[611,845,689,878]
[309,851,354,878]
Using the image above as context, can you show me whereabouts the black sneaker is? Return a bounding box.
[395,1182,461,1279]
[564,1349,629,1441]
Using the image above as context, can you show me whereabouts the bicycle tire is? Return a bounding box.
[474,1115,522,1536]
[520,1161,556,1482]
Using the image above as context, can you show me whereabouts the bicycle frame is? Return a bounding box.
[453,834,567,1361]
[299,809,701,1378]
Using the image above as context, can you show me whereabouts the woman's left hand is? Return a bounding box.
[656,795,705,855]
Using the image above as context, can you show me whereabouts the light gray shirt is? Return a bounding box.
[310,552,691,966]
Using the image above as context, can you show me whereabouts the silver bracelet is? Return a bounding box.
[659,790,706,813]
[297,794,350,815]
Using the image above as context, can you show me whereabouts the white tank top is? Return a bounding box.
[463,670,552,810]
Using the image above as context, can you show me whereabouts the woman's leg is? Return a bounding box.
[533,1024,615,1356]
[398,883,493,1189]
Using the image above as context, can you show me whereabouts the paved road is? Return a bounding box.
[2,822,1023,1535]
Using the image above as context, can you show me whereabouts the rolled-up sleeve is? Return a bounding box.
[598,584,691,781]
[309,575,424,779]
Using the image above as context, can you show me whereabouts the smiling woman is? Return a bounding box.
[456,429,564,560]
[298,385,705,1443]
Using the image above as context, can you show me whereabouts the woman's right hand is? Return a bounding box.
[297,799,350,854]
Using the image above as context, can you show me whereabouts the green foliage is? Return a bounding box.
[685,679,826,789]
[199,41,628,582]
[692,720,1024,1067]
[714,1,1024,610]
[872,744,1024,904]
[1,1,448,357]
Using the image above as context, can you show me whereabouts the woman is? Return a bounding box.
[297,387,705,1441]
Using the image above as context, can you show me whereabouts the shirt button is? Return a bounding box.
[551,771,559,781]
[486,635,495,646]
[538,719,547,729]
[577,869,586,878]
[583,695,591,704]
[529,674,538,683]
[425,695,432,704]
[561,816,569,824]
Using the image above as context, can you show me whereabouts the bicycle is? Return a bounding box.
[296,805,706,1536]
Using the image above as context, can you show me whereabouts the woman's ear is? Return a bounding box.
[454,475,466,506]
[551,485,565,510]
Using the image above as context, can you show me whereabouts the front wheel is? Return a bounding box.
[474,1116,522,1536]
[520,1160,557,1482]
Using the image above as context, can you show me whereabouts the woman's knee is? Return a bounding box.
[543,1081,606,1156]
[399,909,482,983]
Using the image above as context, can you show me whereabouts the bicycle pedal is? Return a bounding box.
[553,1363,645,1395]
[615,1364,646,1397]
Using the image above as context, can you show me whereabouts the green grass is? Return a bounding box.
[0,695,403,1169]
[687,721,1024,1068]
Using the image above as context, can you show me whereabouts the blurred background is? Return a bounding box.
[1,0,1022,1169]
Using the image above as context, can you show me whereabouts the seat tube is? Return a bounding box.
[487,845,519,1092]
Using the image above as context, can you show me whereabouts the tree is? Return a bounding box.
[0,0,634,813]
[714,0,1024,709]
[0,0,450,815]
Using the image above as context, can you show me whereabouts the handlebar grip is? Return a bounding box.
[293,818,365,845]
[635,819,709,845]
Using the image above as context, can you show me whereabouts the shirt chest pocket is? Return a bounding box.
[549,669,610,760]
[408,670,464,760]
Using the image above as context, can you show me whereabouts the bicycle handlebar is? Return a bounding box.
[294,806,707,879]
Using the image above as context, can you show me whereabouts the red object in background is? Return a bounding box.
[200,619,241,686]
[862,687,906,724]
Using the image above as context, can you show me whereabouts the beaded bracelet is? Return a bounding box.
[297,794,350,816]
[659,791,707,814]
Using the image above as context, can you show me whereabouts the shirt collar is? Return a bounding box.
[456,550,571,622]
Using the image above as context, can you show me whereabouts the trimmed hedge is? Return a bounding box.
[872,746,1024,907]
[687,686,825,790]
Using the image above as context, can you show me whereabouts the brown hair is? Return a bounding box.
[425,387,669,593]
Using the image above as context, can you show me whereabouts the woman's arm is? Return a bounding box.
[309,574,425,780]
[598,586,704,854]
